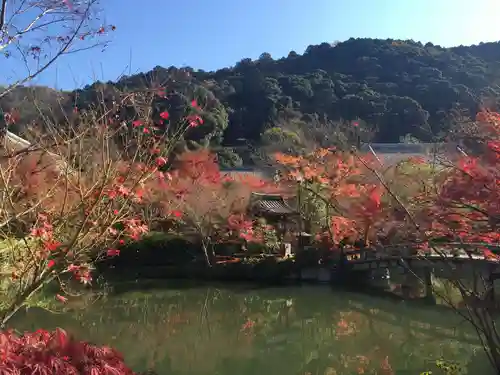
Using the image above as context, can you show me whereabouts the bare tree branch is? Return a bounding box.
[0,0,111,99]
[0,0,7,32]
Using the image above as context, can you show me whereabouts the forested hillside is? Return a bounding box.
[3,37,500,158]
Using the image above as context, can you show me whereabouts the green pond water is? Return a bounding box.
[8,282,491,374]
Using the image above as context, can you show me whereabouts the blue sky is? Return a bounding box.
[3,0,500,90]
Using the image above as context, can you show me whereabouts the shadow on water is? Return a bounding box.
[9,282,492,375]
[106,277,304,296]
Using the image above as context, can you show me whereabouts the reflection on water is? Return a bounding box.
[9,283,489,374]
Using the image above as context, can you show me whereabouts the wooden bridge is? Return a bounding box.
[345,251,500,276]
[329,243,500,303]
[341,243,500,271]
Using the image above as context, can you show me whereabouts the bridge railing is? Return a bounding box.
[343,243,500,262]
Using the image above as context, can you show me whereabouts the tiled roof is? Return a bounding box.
[249,193,297,215]
[254,199,296,215]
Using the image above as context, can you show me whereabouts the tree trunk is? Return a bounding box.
[0,275,52,328]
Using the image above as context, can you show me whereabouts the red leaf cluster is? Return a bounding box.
[421,110,500,246]
[0,328,136,375]
[143,149,282,245]
[274,110,500,256]
[275,148,387,247]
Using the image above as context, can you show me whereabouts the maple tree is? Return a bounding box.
[274,148,394,250]
[419,111,500,247]
[145,148,281,266]
[412,110,500,372]
[361,111,500,372]
[0,90,199,327]
[360,111,500,373]
[274,111,500,372]
[274,111,499,252]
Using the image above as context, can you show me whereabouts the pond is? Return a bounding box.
[8,282,491,374]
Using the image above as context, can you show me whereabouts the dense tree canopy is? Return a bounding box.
[3,38,500,155]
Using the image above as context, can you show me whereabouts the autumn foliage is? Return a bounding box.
[0,328,136,375]
[420,111,500,247]
[143,148,283,264]
[1,71,500,370]
[274,147,391,248]
[0,90,203,326]
[272,110,500,371]
[274,110,500,259]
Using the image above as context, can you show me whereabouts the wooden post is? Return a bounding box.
[487,263,496,306]
[423,267,436,305]
[331,248,349,284]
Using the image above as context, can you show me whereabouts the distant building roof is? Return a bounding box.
[3,130,73,173]
[249,192,298,216]
[360,143,438,154]
[361,142,457,167]
[220,167,269,181]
